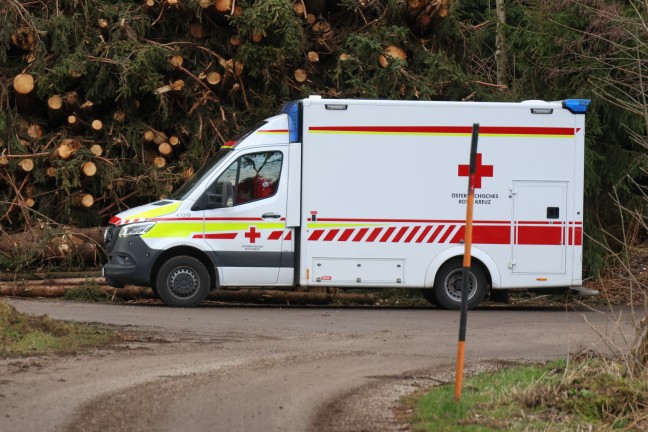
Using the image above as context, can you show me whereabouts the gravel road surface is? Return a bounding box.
[0,299,634,432]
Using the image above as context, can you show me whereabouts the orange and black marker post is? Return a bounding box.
[454,123,479,402]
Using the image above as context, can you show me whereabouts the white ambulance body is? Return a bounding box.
[103,96,589,308]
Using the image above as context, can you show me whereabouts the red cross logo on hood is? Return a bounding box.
[458,153,493,189]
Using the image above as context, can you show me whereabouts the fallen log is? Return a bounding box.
[0,284,377,305]
[0,271,102,281]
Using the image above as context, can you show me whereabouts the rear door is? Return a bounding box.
[511,181,567,274]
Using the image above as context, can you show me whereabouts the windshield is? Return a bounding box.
[171,149,232,200]
[170,121,269,200]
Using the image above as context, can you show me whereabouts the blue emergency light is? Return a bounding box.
[281,101,300,143]
[563,99,591,114]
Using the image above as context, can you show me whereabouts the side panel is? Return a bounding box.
[298,99,582,289]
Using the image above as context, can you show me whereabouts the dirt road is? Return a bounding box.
[0,299,634,432]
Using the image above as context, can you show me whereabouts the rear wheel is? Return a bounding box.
[156,256,210,307]
[433,259,487,310]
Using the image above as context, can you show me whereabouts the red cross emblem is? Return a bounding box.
[244,226,261,243]
[458,153,493,189]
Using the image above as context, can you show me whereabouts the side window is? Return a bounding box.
[236,151,282,204]
[207,151,282,208]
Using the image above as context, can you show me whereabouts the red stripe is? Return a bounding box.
[309,126,574,136]
[284,231,292,241]
[450,225,511,244]
[404,226,421,243]
[574,227,582,246]
[392,227,409,242]
[260,129,288,133]
[353,228,369,242]
[517,226,563,245]
[379,227,396,242]
[427,226,445,243]
[109,216,121,225]
[416,226,433,243]
[324,229,340,241]
[316,218,510,224]
[308,230,324,241]
[339,228,355,242]
[156,217,264,222]
[268,231,283,240]
[438,226,455,243]
[366,227,383,242]
[195,233,238,240]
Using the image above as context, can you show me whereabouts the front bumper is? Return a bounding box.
[103,227,161,288]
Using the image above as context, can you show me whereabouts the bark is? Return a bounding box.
[495,0,508,88]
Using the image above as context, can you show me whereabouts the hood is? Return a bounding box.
[109,200,181,226]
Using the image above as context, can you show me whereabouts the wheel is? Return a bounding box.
[433,259,487,310]
[155,256,210,307]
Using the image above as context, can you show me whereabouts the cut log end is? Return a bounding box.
[73,193,95,208]
[82,161,97,177]
[153,156,167,169]
[48,95,63,111]
[18,158,35,173]
[91,119,103,131]
[294,68,308,83]
[215,0,233,13]
[90,144,103,157]
[379,45,407,68]
[13,73,35,95]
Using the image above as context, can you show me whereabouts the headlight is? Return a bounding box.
[118,222,156,238]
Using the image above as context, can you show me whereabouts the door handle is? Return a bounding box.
[262,212,281,219]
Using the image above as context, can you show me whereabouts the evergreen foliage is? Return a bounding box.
[0,0,645,274]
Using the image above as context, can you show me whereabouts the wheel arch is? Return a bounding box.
[152,246,219,290]
[424,246,501,289]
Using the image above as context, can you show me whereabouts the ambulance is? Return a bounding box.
[103,96,590,308]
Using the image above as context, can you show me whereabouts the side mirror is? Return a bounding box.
[205,182,233,209]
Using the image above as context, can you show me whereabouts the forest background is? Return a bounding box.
[0,0,646,278]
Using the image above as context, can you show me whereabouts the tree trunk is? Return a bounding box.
[495,0,508,88]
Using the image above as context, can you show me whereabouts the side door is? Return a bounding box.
[511,181,567,274]
[200,148,291,286]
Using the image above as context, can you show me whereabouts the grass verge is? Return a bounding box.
[410,355,648,431]
[0,299,116,356]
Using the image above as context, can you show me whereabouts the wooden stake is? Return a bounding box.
[454,123,479,402]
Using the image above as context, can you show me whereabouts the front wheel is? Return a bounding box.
[433,259,487,310]
[156,256,210,307]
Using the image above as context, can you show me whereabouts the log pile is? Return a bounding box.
[0,278,376,306]
[1,0,460,270]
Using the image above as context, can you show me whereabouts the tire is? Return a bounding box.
[155,256,210,307]
[433,259,487,310]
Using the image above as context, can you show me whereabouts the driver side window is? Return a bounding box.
[207,151,283,208]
